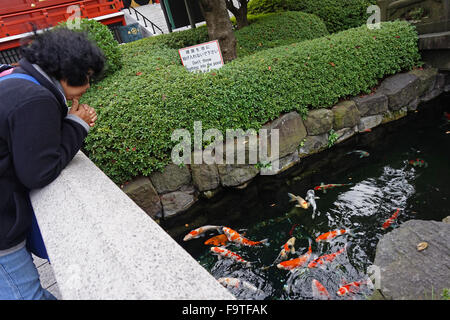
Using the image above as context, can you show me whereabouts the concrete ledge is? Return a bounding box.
[29,152,234,300]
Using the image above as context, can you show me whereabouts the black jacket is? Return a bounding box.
[0,59,87,250]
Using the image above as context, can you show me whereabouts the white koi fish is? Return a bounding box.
[210,247,251,267]
[183,225,222,241]
[217,277,261,293]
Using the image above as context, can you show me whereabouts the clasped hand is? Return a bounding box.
[68,99,97,127]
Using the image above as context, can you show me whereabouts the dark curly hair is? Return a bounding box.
[21,27,105,86]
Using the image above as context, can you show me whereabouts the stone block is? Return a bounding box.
[122,176,162,219]
[191,162,220,192]
[262,111,307,158]
[335,126,358,144]
[332,100,360,130]
[303,108,334,135]
[298,134,329,157]
[353,93,388,117]
[150,163,191,194]
[358,115,384,132]
[160,186,197,218]
[382,107,408,124]
[217,164,259,187]
[379,73,420,111]
[260,151,301,175]
[408,67,438,97]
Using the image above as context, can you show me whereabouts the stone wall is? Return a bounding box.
[122,67,450,221]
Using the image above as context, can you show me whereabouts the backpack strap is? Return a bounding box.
[0,64,14,73]
[0,73,40,85]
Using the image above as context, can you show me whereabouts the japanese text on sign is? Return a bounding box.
[179,40,224,73]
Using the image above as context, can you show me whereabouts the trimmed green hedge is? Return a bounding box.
[248,0,378,33]
[136,11,328,57]
[235,11,329,57]
[81,21,421,184]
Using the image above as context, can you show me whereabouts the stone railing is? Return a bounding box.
[124,67,450,224]
[29,152,234,300]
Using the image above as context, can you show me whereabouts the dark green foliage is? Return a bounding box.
[57,19,122,75]
[140,25,210,49]
[235,11,329,57]
[81,21,421,184]
[248,0,378,33]
[247,0,286,14]
[138,11,328,58]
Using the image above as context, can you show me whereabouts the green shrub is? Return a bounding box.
[248,0,378,33]
[81,21,421,184]
[247,0,286,14]
[290,0,378,34]
[135,11,327,58]
[235,11,329,57]
[57,18,122,75]
[140,25,210,49]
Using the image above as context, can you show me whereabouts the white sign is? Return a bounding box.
[179,40,224,73]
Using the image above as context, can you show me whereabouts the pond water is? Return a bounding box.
[162,93,450,300]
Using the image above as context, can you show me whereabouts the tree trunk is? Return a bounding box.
[199,0,237,62]
[226,0,249,29]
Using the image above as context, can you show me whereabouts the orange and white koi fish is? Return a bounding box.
[314,183,353,194]
[276,237,296,262]
[277,239,312,271]
[337,279,372,296]
[217,277,260,293]
[222,227,268,247]
[315,229,353,242]
[288,193,309,209]
[382,208,400,229]
[311,279,330,300]
[210,246,251,267]
[183,225,222,241]
[307,245,346,269]
[204,234,228,246]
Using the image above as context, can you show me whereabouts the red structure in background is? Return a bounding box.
[0,0,125,51]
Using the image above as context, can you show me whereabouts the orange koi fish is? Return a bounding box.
[382,208,400,229]
[307,245,346,269]
[204,234,228,246]
[277,239,312,271]
[315,229,352,242]
[337,279,371,296]
[222,227,268,247]
[275,237,296,262]
[312,279,330,300]
[217,277,260,293]
[210,246,251,267]
[287,193,309,209]
[183,225,222,241]
[313,182,353,194]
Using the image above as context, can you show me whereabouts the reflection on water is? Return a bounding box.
[164,94,450,300]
